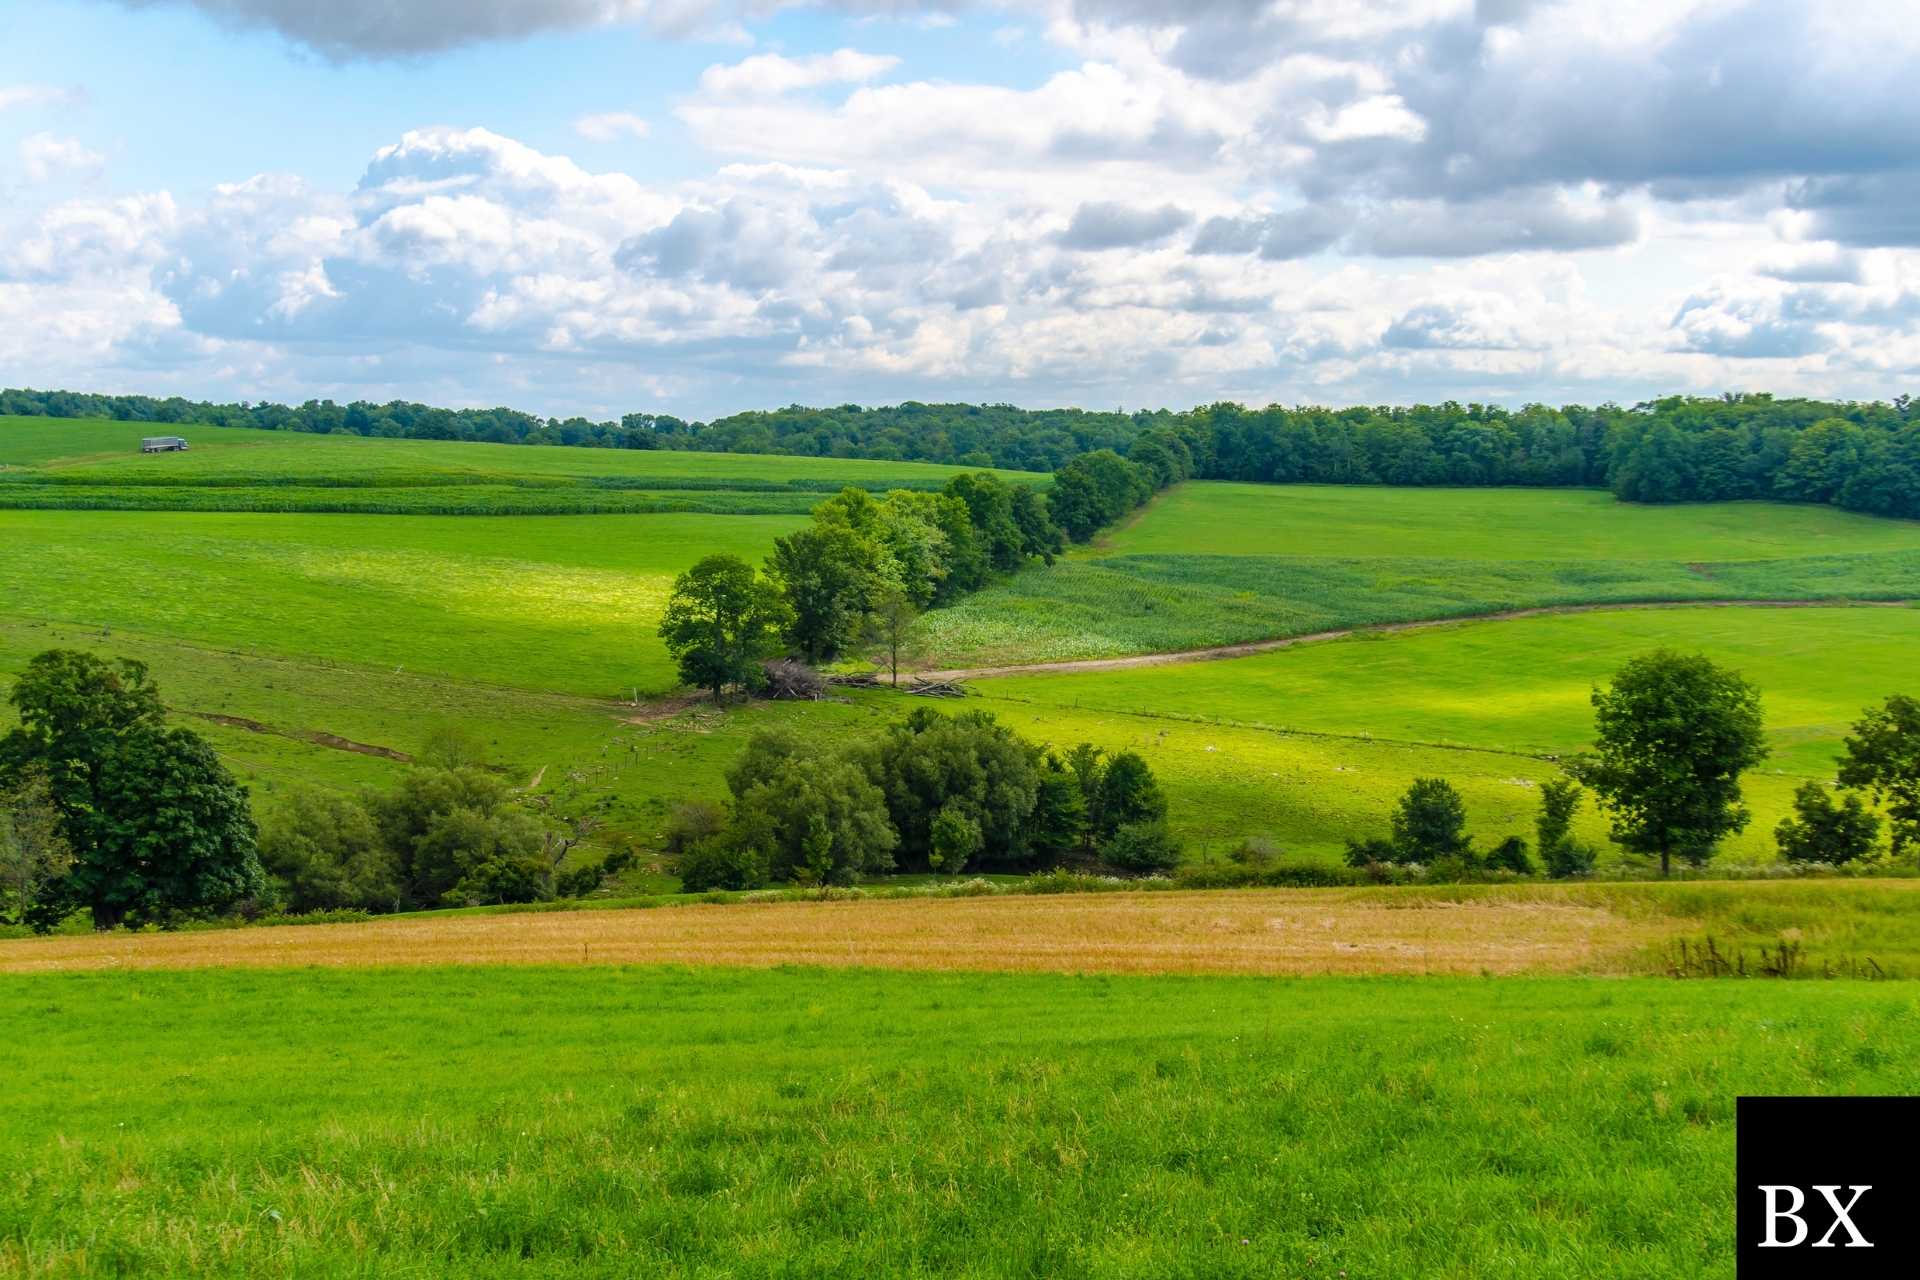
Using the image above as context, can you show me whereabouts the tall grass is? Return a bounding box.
[2,967,1915,1278]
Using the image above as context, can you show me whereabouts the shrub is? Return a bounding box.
[1775,780,1881,864]
[663,801,725,855]
[1389,778,1471,862]
[1535,779,1593,878]
[1483,835,1533,875]
[258,786,400,914]
[447,855,549,907]
[1343,836,1400,868]
[1542,839,1598,879]
[1226,836,1281,868]
[677,838,767,893]
[1101,820,1181,874]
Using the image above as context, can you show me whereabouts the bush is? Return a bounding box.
[447,855,548,907]
[1776,780,1881,864]
[1226,836,1281,868]
[1483,835,1533,875]
[1390,778,1471,862]
[1343,837,1400,868]
[663,801,725,855]
[677,838,767,893]
[1542,839,1598,879]
[1101,820,1181,874]
[258,786,399,913]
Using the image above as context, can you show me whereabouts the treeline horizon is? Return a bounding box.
[7,385,1919,517]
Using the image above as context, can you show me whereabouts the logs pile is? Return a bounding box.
[826,673,968,698]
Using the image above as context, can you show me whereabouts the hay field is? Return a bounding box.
[20,880,1920,977]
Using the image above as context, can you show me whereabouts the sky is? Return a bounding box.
[2,0,1919,421]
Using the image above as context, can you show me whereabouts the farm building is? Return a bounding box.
[140,436,189,453]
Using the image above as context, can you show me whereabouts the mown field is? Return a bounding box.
[1,963,1915,1278]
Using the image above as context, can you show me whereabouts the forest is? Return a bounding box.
[7,387,1919,518]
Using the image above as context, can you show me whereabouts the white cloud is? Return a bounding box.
[1,84,83,112]
[697,49,901,97]
[572,112,651,142]
[18,133,107,183]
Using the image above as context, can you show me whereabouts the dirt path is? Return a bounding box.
[916,598,1916,682]
[184,711,415,761]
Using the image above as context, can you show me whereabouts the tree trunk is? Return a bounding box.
[1660,847,1671,878]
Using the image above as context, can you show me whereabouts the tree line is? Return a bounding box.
[672,709,1178,892]
[0,654,626,930]
[12,385,1918,516]
[659,449,1181,695]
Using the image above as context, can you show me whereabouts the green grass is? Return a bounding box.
[960,606,1918,860]
[0,509,810,697]
[1091,482,1920,560]
[0,416,1040,515]
[2,966,1915,1278]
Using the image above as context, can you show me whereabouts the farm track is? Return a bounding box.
[918,598,1917,682]
[184,711,415,762]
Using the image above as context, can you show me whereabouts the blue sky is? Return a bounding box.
[3,1,1919,420]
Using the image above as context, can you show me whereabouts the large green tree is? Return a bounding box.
[1837,694,1920,857]
[1,650,265,930]
[1571,650,1768,876]
[766,522,883,662]
[658,554,789,699]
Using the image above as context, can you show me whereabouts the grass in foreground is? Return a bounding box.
[2,967,1916,1278]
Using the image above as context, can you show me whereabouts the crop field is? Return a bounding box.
[7,878,1920,977]
[0,962,1915,1278]
[1090,482,1920,560]
[919,482,1920,665]
[0,416,1039,515]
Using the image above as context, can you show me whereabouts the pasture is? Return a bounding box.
[1,963,1916,1278]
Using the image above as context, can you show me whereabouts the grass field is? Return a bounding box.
[2,964,1915,1277]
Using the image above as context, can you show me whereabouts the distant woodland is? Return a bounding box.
[7,387,1918,517]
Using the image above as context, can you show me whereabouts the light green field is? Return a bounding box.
[963,606,1919,859]
[0,508,806,696]
[0,416,1039,515]
[1,966,1914,1278]
[1090,482,1920,560]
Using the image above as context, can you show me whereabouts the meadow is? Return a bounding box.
[1,964,1915,1278]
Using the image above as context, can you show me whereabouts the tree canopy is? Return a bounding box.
[1571,650,1769,876]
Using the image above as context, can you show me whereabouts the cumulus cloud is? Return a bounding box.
[573,112,651,142]
[18,134,107,183]
[1058,201,1191,250]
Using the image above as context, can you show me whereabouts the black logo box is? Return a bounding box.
[1738,1096,1919,1276]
